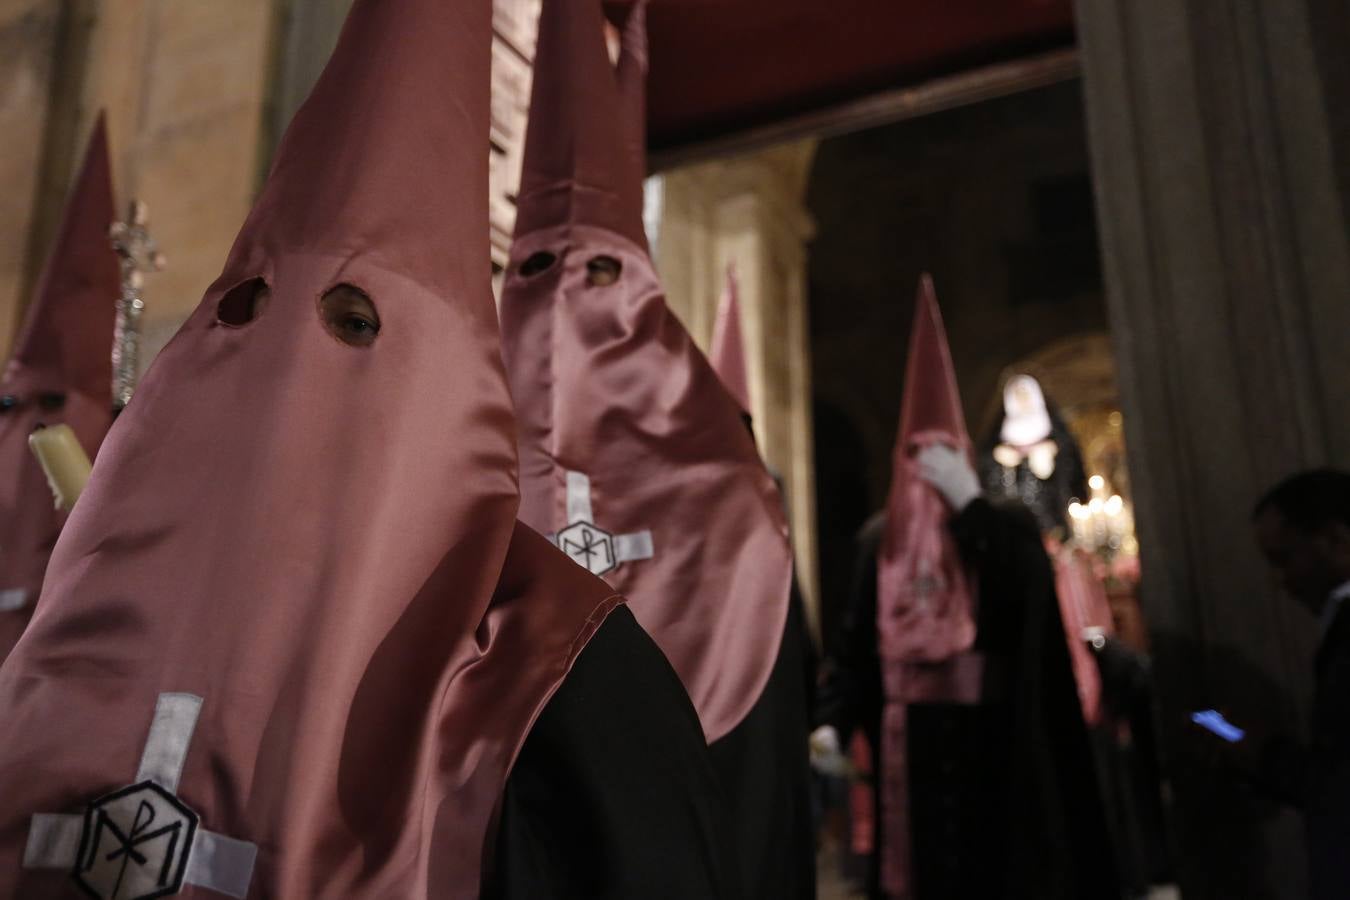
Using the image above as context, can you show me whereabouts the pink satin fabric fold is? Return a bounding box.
[503,226,793,743]
[0,252,622,896]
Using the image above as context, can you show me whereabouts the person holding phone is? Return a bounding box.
[1238,469,1350,899]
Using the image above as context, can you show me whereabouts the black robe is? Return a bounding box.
[1258,601,1350,900]
[707,582,818,900]
[816,499,1117,899]
[487,605,740,899]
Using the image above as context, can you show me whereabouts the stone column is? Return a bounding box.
[1074,1,1350,895]
[2,0,277,369]
[655,140,822,641]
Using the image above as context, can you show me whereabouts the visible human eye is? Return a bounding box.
[320,284,380,348]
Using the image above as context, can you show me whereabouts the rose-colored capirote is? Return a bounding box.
[875,275,982,898]
[500,0,793,745]
[0,0,626,895]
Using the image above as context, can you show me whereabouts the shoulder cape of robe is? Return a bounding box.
[489,604,739,899]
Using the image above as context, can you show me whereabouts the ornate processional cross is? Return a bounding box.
[108,200,166,412]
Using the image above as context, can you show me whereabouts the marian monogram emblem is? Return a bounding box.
[552,471,654,576]
[74,781,198,900]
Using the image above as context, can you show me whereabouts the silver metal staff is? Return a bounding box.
[108,200,165,411]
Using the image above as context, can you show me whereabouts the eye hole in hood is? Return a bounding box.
[519,251,558,278]
[217,277,270,327]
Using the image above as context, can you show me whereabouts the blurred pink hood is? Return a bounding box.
[0,116,118,662]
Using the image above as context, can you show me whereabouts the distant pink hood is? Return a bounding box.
[875,275,978,899]
[0,116,118,661]
[709,264,752,415]
[877,274,976,663]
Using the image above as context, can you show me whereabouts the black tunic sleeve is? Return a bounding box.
[1255,614,1350,899]
[813,513,884,741]
[949,496,1053,655]
[485,605,738,900]
[1258,615,1350,810]
[707,583,817,900]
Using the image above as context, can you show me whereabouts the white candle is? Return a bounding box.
[29,424,92,512]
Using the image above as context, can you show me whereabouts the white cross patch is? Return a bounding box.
[552,471,653,576]
[22,692,257,899]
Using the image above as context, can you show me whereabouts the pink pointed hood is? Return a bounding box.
[709,263,752,415]
[613,0,649,183]
[6,116,118,401]
[500,0,791,743]
[874,275,979,897]
[878,273,976,663]
[0,0,621,896]
[0,116,118,661]
[513,0,649,249]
